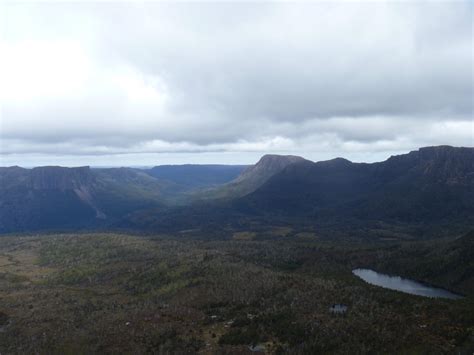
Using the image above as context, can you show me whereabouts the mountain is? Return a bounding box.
[145,164,247,192]
[240,146,474,224]
[200,154,308,199]
[91,168,167,216]
[2,146,473,236]
[0,166,166,233]
[0,166,98,233]
[122,146,474,237]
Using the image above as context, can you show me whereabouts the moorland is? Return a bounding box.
[0,232,473,354]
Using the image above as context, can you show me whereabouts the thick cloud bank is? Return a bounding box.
[0,1,472,166]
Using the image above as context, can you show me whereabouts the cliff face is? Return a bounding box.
[203,154,308,199]
[415,146,474,183]
[0,167,30,189]
[0,166,102,232]
[234,154,306,184]
[28,166,94,190]
[378,146,474,185]
[0,166,166,233]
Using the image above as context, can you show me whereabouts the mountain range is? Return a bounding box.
[241,146,474,222]
[1,145,473,236]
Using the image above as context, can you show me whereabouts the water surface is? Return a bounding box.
[352,268,463,299]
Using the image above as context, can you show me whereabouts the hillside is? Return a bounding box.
[145,164,247,191]
[199,154,308,200]
[0,166,97,233]
[123,146,474,238]
[241,146,474,224]
[348,230,474,295]
[0,166,165,233]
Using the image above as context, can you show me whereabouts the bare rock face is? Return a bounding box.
[235,154,307,183]
[206,154,308,199]
[195,154,309,200]
[0,165,168,233]
[28,166,94,190]
[416,146,474,183]
[382,146,474,185]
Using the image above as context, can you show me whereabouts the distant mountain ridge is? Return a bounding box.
[1,146,472,236]
[0,166,92,190]
[122,146,474,238]
[27,166,94,190]
[0,166,166,233]
[240,146,474,223]
[0,163,248,233]
[145,164,247,192]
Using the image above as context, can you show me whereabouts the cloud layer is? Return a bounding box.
[1,1,472,166]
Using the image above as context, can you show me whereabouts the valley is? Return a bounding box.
[0,232,472,354]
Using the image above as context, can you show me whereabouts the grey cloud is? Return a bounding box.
[0,1,472,166]
[110,2,472,119]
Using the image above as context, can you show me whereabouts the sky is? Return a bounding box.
[0,0,472,167]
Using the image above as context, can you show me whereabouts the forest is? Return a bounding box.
[0,231,472,354]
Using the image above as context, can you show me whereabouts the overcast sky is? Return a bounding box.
[0,0,472,167]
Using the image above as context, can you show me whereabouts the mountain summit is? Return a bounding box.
[234,154,307,185]
[203,154,308,199]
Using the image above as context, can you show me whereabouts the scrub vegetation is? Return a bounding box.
[0,232,472,354]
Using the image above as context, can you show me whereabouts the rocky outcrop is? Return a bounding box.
[234,154,306,183]
[28,166,94,190]
[204,154,308,199]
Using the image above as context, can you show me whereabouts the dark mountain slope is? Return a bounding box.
[200,154,308,200]
[27,166,94,190]
[0,166,99,233]
[0,166,166,233]
[241,146,474,224]
[91,168,167,217]
[145,164,247,191]
[238,157,373,216]
[123,146,473,237]
[347,146,474,222]
[2,146,472,236]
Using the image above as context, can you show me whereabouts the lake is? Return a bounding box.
[352,268,463,299]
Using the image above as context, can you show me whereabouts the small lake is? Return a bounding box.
[352,268,463,300]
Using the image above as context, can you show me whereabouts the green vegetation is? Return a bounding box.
[0,232,472,354]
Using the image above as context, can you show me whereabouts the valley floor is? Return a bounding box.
[0,233,472,354]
